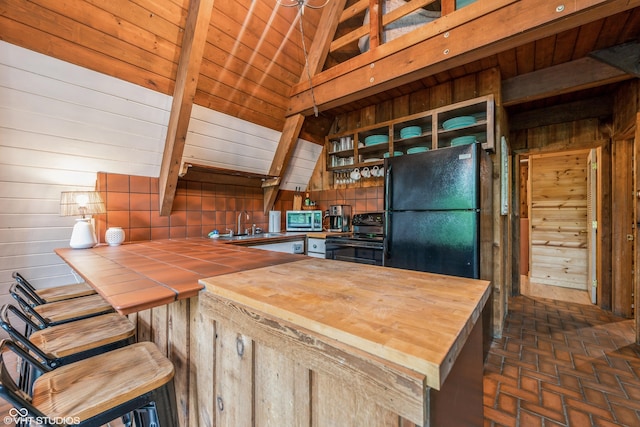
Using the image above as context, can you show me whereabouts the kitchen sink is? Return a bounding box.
[217,232,287,241]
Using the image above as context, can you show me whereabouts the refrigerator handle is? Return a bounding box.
[384,163,392,211]
[384,164,392,263]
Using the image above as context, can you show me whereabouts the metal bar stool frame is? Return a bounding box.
[0,339,178,427]
[9,282,113,332]
[0,304,136,395]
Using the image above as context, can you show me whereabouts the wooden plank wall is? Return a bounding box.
[0,41,171,309]
[134,295,425,427]
[528,150,589,290]
[611,139,634,318]
[310,67,508,338]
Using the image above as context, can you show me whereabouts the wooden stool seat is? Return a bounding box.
[12,272,96,304]
[33,294,114,325]
[35,282,96,303]
[29,313,135,359]
[31,342,174,422]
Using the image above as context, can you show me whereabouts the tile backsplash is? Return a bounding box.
[95,172,383,244]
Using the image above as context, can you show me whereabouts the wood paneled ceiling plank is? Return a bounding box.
[618,9,640,41]
[502,57,631,106]
[204,24,299,90]
[159,0,215,216]
[30,0,182,66]
[198,50,292,112]
[212,2,308,77]
[552,28,580,64]
[84,0,185,58]
[572,19,605,59]
[215,0,317,67]
[288,0,640,116]
[1,0,178,85]
[131,0,188,26]
[596,12,634,50]
[206,23,301,86]
[496,49,518,79]
[0,15,174,95]
[534,35,557,70]
[194,81,287,131]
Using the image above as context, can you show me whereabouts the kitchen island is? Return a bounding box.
[55,238,490,426]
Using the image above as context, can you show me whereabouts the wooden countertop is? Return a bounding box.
[55,239,305,314]
[200,257,490,390]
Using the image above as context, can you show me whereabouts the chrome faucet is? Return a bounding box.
[237,210,249,235]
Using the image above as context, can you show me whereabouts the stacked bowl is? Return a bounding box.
[364,134,388,146]
[400,126,422,139]
[442,116,476,130]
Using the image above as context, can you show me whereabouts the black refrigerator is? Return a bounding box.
[383,143,481,279]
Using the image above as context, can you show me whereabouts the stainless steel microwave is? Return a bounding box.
[286,210,323,232]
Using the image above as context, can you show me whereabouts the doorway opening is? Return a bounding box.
[518,149,598,305]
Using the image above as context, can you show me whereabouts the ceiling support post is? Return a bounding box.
[158,0,214,216]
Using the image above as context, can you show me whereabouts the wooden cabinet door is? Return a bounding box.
[529,150,590,291]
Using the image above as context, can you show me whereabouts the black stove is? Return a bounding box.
[325,212,384,265]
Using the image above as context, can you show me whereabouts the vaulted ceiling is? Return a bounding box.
[2,0,639,211]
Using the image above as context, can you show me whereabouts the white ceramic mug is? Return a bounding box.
[361,167,370,178]
[371,166,379,177]
[350,168,361,181]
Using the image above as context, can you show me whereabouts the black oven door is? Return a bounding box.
[325,239,383,266]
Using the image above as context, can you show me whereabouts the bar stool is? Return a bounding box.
[1,304,136,392]
[12,271,96,304]
[0,339,178,427]
[10,282,114,330]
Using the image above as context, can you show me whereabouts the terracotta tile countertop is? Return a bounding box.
[55,238,305,314]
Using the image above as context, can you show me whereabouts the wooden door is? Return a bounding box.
[529,150,590,291]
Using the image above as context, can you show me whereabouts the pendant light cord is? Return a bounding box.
[297,6,320,117]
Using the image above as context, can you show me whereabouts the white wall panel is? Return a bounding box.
[281,139,323,191]
[184,104,322,190]
[0,41,171,293]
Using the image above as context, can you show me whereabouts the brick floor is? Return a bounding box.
[485,295,640,427]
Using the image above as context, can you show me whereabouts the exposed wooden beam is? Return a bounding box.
[590,41,640,78]
[263,0,348,213]
[180,166,265,188]
[158,0,214,216]
[263,113,305,213]
[286,0,640,116]
[509,95,613,131]
[502,57,631,106]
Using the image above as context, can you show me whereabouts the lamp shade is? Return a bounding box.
[60,191,106,249]
[60,191,106,218]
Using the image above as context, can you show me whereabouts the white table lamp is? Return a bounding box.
[60,191,106,249]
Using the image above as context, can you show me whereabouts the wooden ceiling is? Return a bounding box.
[2,0,638,141]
